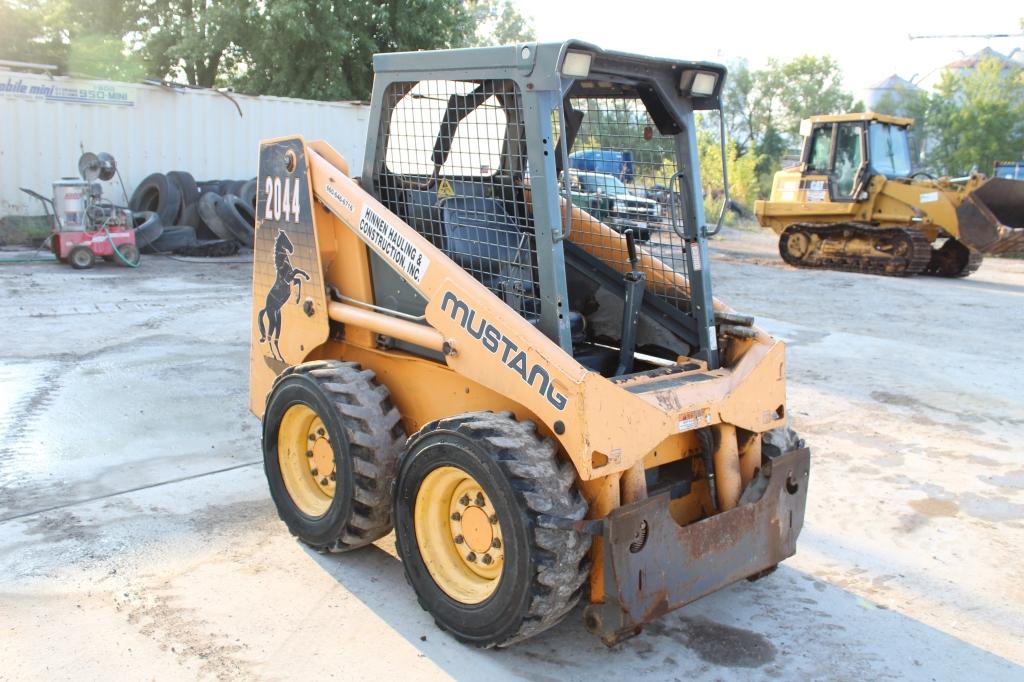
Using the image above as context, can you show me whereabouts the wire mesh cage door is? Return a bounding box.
[374,78,542,321]
[563,94,695,312]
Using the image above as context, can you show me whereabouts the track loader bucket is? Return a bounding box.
[958,177,1024,256]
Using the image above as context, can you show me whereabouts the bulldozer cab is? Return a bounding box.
[799,113,914,201]
[363,41,727,370]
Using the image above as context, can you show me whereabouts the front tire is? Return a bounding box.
[394,412,590,647]
[262,360,404,551]
[68,245,95,269]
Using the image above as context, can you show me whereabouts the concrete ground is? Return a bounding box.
[1,230,1022,681]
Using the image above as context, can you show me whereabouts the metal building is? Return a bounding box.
[0,70,370,217]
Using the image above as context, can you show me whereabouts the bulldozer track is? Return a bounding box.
[779,223,932,277]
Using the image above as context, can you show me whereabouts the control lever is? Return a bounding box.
[614,230,646,376]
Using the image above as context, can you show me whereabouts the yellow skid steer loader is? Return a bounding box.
[250,41,809,647]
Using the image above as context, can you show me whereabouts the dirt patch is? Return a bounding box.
[908,498,959,518]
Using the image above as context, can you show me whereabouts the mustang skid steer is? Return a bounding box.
[250,41,809,647]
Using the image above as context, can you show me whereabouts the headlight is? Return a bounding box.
[680,69,718,97]
[562,51,593,78]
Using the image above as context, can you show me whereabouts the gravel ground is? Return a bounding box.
[1,230,1021,681]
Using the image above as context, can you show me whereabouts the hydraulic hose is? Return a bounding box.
[103,227,139,268]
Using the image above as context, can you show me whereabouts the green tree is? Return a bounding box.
[721,55,854,195]
[132,0,249,88]
[1,0,141,78]
[232,0,468,100]
[466,0,535,46]
[774,55,853,135]
[925,57,1024,175]
[0,0,535,99]
[0,1,66,68]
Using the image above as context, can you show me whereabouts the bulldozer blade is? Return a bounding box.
[958,177,1024,257]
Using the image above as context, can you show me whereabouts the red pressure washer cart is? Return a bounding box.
[20,152,140,270]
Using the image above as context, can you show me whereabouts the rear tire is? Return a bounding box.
[394,412,590,647]
[262,361,404,551]
[115,243,141,266]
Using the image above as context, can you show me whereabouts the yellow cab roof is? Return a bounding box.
[804,112,914,127]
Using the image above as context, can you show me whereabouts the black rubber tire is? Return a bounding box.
[240,179,258,212]
[132,211,165,251]
[225,179,248,196]
[179,201,201,229]
[217,193,256,247]
[394,412,590,648]
[68,245,96,269]
[166,172,201,230]
[175,239,241,258]
[114,243,141,267]
[167,171,200,205]
[129,173,182,226]
[925,238,983,278]
[197,192,233,241]
[147,225,197,254]
[262,361,405,551]
[197,180,222,195]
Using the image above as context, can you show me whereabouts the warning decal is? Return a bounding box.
[437,177,456,201]
[357,204,431,284]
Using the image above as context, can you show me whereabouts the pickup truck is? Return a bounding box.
[566,170,661,241]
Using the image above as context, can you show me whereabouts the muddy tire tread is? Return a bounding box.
[409,411,591,647]
[276,360,404,552]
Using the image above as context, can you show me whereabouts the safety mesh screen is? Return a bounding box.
[564,95,692,310]
[375,79,540,320]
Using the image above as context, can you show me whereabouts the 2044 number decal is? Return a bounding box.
[264,176,302,223]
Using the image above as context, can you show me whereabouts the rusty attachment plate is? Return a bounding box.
[583,446,810,646]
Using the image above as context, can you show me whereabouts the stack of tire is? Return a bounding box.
[128,171,257,256]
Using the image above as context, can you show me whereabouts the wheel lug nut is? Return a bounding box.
[475,493,485,506]
[481,554,493,565]
[320,477,329,486]
[454,535,464,544]
[459,494,470,506]
[305,450,314,458]
[466,552,477,562]
[329,472,335,481]
[311,468,318,476]
[308,434,316,442]
[489,514,498,525]
[317,428,325,437]
[451,512,461,521]
[491,538,501,549]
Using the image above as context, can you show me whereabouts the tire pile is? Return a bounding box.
[128,171,258,257]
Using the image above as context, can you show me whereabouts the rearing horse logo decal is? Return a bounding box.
[257,229,310,361]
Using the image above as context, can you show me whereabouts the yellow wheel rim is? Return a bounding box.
[278,404,336,517]
[414,466,505,604]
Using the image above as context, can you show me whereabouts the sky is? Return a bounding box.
[512,0,1023,95]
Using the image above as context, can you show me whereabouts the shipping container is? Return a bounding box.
[0,70,370,218]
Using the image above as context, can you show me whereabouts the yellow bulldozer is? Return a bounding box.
[755,113,1024,277]
[249,41,809,647]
